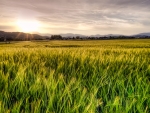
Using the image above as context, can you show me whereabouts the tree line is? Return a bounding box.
[0,31,150,42]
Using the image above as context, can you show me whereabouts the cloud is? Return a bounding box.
[0,0,150,35]
[0,25,15,31]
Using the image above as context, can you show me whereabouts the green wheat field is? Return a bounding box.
[0,39,150,113]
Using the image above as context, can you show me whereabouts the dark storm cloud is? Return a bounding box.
[0,0,150,35]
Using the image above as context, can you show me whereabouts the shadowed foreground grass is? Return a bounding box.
[0,40,150,113]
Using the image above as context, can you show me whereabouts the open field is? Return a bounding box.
[0,39,150,113]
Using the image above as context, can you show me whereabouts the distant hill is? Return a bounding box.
[0,31,49,41]
[59,33,86,38]
[133,33,150,37]
[59,33,124,37]
[40,32,150,37]
[90,34,102,37]
[1,30,150,41]
[105,34,124,37]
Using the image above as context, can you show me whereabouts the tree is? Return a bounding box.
[51,35,62,40]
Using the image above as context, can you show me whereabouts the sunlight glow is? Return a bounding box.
[17,19,40,33]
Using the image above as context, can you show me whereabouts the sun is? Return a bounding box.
[17,19,40,33]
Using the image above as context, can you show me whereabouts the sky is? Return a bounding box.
[0,0,150,35]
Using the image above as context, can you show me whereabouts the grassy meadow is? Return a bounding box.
[0,39,150,113]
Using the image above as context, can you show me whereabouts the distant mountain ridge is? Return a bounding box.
[1,30,150,41]
[59,33,86,37]
[42,33,150,37]
[36,31,150,37]
[133,32,150,36]
[0,31,49,41]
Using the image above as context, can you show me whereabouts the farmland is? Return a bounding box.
[0,39,150,113]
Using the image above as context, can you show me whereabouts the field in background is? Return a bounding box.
[0,39,150,113]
